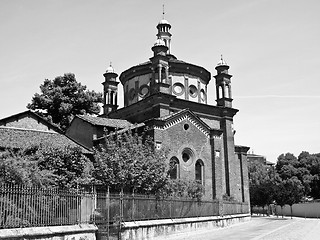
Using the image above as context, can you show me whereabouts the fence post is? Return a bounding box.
[132,190,135,221]
[119,188,124,240]
[219,200,224,217]
[106,186,110,240]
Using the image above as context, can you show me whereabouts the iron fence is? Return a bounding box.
[0,185,249,232]
[94,190,249,224]
[0,185,95,229]
[94,192,221,224]
[223,201,250,215]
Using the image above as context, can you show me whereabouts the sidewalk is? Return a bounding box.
[154,216,320,240]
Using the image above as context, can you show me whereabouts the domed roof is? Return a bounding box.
[158,19,170,25]
[216,56,228,67]
[154,38,166,46]
[106,64,115,73]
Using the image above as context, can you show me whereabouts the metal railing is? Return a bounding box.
[0,185,95,229]
[94,190,249,224]
[0,185,250,230]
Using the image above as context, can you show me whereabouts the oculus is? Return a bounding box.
[172,82,185,96]
[189,85,198,98]
[139,84,149,98]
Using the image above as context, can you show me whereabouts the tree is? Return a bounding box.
[273,175,304,218]
[35,145,93,189]
[159,179,205,200]
[298,151,320,199]
[0,145,93,189]
[0,148,55,187]
[248,161,275,213]
[27,73,102,131]
[276,152,311,197]
[93,130,170,194]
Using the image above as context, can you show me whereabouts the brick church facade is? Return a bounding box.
[66,17,250,203]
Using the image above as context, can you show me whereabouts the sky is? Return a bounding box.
[0,0,319,163]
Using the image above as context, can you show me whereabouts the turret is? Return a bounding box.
[156,12,172,54]
[102,64,119,116]
[214,56,233,108]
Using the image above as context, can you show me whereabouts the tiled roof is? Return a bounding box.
[0,127,91,154]
[0,110,63,133]
[95,122,146,141]
[76,115,132,129]
[155,109,185,121]
[155,109,212,130]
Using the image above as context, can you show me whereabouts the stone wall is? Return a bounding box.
[120,214,251,240]
[275,202,320,218]
[0,224,97,240]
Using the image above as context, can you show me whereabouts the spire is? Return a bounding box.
[156,6,172,54]
[106,62,115,74]
[162,4,165,19]
[217,55,228,67]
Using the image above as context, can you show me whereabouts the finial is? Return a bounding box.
[162,4,165,19]
[216,54,228,67]
[106,61,115,73]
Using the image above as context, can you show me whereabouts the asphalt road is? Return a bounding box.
[155,216,320,240]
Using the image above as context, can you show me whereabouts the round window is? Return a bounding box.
[189,85,198,98]
[172,83,185,96]
[181,148,194,166]
[182,153,190,162]
[139,84,149,98]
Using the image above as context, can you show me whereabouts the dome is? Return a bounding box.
[154,38,166,46]
[158,19,170,25]
[106,65,115,73]
[216,56,228,67]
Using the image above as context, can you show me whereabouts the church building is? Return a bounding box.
[66,16,250,203]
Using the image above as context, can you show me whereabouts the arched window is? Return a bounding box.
[225,85,229,98]
[110,91,114,105]
[169,157,179,179]
[218,86,223,99]
[195,160,204,184]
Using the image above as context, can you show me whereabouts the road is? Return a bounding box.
[154,216,320,240]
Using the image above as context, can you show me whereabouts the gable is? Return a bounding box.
[154,109,211,137]
[0,110,59,133]
[0,127,91,154]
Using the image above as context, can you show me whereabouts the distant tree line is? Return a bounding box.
[249,152,320,215]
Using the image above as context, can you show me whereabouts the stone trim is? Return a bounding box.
[0,224,97,239]
[154,113,210,137]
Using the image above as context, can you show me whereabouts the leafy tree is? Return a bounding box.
[159,179,205,200]
[298,151,320,199]
[27,73,102,131]
[276,152,311,197]
[34,145,93,189]
[248,161,275,212]
[0,145,93,189]
[273,175,304,218]
[93,130,170,194]
[0,148,54,187]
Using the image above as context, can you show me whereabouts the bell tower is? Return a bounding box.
[156,7,172,54]
[102,63,119,116]
[214,56,233,108]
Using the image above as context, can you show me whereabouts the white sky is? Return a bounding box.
[1,0,319,162]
